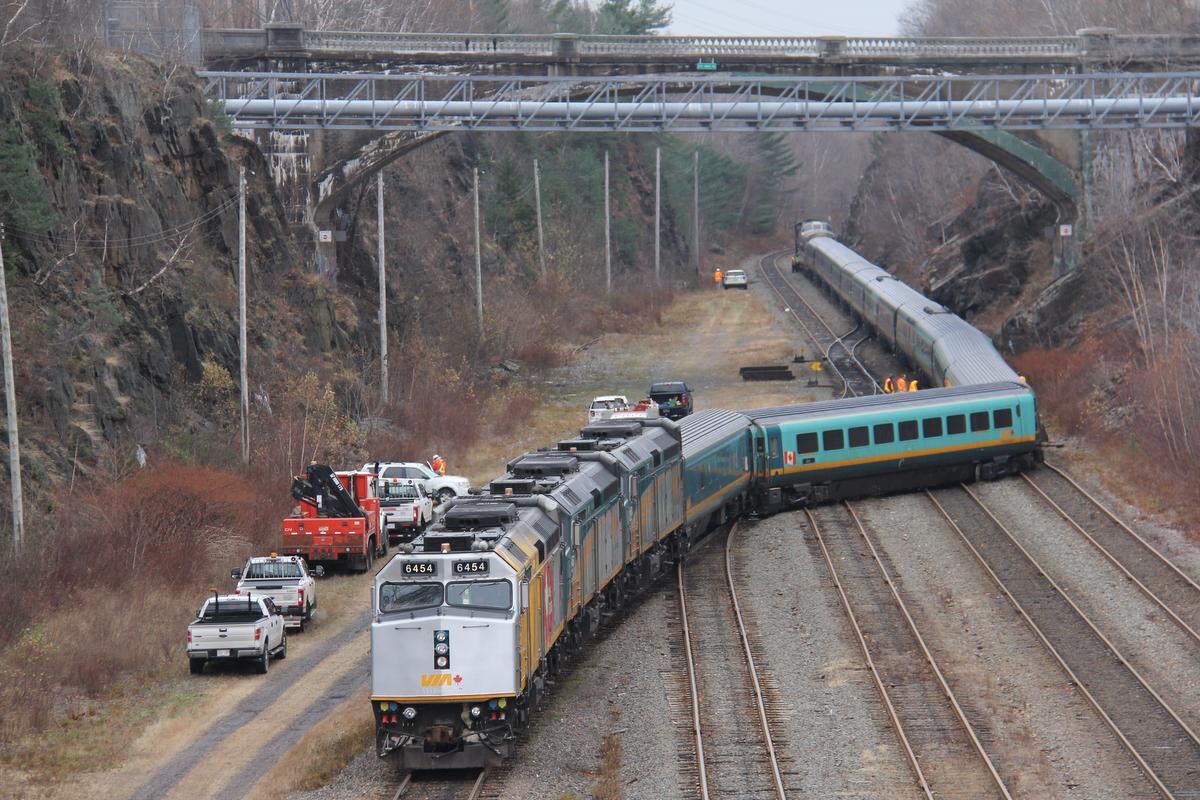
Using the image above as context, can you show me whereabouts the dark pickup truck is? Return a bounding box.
[649,380,694,420]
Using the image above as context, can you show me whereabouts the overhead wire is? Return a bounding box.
[4,194,237,250]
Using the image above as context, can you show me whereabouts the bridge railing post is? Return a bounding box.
[818,36,846,60]
[266,22,306,54]
[1076,27,1117,64]
[553,33,580,62]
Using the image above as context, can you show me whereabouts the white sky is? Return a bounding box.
[665,0,912,37]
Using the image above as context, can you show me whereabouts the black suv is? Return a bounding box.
[649,380,694,421]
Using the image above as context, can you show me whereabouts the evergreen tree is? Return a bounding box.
[0,124,55,233]
[746,132,800,235]
[596,0,672,34]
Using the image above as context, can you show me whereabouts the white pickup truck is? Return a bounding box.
[231,555,321,631]
[187,594,287,675]
[363,462,471,505]
[378,479,434,544]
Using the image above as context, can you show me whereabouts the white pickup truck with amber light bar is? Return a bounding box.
[378,479,435,544]
[231,555,323,631]
[187,593,287,675]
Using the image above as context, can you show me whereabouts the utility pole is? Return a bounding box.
[533,158,546,279]
[377,171,388,404]
[238,166,249,465]
[473,166,483,331]
[654,146,661,286]
[692,150,701,276]
[604,150,612,294]
[0,228,23,552]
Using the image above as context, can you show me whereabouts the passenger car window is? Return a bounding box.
[822,430,844,451]
[873,423,895,444]
[898,420,919,441]
[947,415,966,435]
[970,412,990,432]
[796,433,819,454]
[848,426,869,447]
[922,418,943,438]
[994,408,1014,428]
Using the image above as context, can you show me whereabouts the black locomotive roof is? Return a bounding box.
[747,381,1029,423]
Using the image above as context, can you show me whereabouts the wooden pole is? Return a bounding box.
[604,150,612,294]
[693,150,701,276]
[654,146,661,286]
[534,158,546,279]
[473,166,483,331]
[0,229,23,551]
[238,166,249,465]
[377,171,388,404]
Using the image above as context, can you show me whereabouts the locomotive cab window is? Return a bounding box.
[994,408,1014,428]
[379,582,444,615]
[796,433,819,454]
[446,580,512,611]
[848,426,869,448]
[898,420,919,441]
[922,418,943,438]
[947,414,966,435]
[822,429,844,451]
[970,412,990,432]
[873,423,895,444]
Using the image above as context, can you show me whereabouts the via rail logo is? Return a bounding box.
[421,673,464,687]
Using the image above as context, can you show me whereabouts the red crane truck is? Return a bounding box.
[281,464,386,573]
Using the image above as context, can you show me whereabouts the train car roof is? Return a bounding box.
[678,409,751,460]
[746,381,1029,423]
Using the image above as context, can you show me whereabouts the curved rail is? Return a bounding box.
[928,486,1200,798]
[1019,469,1200,649]
[676,562,710,800]
[677,525,787,800]
[805,505,1011,799]
[757,251,878,398]
[725,524,788,799]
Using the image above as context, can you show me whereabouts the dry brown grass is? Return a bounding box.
[590,733,624,800]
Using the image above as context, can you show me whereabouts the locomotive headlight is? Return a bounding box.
[435,643,449,655]
[436,656,449,668]
[470,705,482,718]
[403,706,417,720]
[435,630,448,643]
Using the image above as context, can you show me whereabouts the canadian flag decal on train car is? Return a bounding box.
[784,451,796,466]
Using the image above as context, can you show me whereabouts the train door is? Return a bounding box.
[767,426,783,478]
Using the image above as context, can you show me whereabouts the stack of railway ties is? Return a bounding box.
[368,221,1046,769]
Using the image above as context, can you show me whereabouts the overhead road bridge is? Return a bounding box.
[168,24,1200,75]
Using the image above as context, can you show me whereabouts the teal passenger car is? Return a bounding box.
[748,382,1042,510]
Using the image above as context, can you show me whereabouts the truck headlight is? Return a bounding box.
[403,706,417,720]
[470,705,482,718]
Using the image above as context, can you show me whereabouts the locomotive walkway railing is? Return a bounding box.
[201,71,1200,132]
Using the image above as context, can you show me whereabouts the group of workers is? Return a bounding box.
[882,375,919,393]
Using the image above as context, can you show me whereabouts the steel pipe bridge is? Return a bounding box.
[203,71,1200,133]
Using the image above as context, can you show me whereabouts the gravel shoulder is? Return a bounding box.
[856,492,1155,799]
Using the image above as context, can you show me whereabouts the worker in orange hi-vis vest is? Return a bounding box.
[909,379,919,391]
[713,268,723,285]
[896,375,908,392]
[883,376,894,393]
[431,454,447,476]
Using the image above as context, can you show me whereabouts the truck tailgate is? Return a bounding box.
[189,622,262,651]
[240,580,301,606]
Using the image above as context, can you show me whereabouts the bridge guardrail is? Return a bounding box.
[195,29,1200,64]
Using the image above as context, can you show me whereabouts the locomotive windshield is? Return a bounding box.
[379,582,443,614]
[446,580,512,610]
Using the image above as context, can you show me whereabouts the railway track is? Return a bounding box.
[392,768,489,800]
[758,251,880,398]
[677,525,789,800]
[1022,464,1200,646]
[928,485,1200,797]
[805,503,1011,800]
